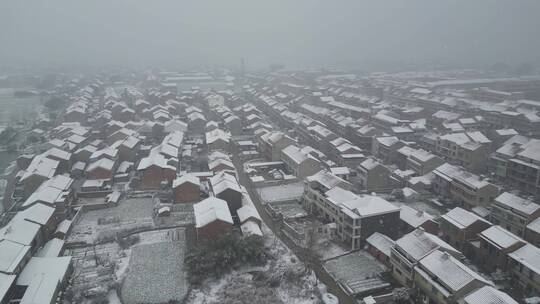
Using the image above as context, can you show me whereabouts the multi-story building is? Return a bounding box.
[371,136,404,164]
[505,139,540,197]
[508,244,540,297]
[258,131,296,161]
[433,163,499,209]
[436,131,491,173]
[302,171,399,250]
[406,149,445,175]
[356,158,393,192]
[281,145,324,178]
[390,229,462,288]
[414,250,491,304]
[439,207,491,255]
[490,192,540,237]
[476,225,526,271]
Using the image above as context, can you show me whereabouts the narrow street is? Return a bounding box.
[232,154,355,304]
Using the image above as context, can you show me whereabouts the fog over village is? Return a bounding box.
[1,1,540,304]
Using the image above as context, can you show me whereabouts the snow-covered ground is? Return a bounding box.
[256,182,305,203]
[185,224,320,304]
[68,197,155,243]
[121,231,188,303]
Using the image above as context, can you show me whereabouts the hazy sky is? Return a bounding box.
[1,0,540,70]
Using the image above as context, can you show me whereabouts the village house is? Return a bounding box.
[476,225,526,271]
[371,136,404,164]
[433,163,499,209]
[356,158,393,192]
[258,131,296,161]
[439,207,492,256]
[526,218,540,247]
[414,250,491,304]
[490,192,540,238]
[137,151,176,190]
[436,131,491,173]
[237,205,263,237]
[281,145,324,178]
[86,158,116,180]
[460,286,519,304]
[193,197,234,240]
[205,128,231,152]
[399,206,439,236]
[366,232,395,267]
[172,174,201,203]
[20,154,60,197]
[210,172,243,217]
[507,244,540,297]
[20,174,74,221]
[406,149,445,175]
[302,171,399,250]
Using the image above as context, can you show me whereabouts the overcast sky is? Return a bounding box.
[1,0,540,70]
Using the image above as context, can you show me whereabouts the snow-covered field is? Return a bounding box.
[121,231,188,303]
[185,224,320,304]
[256,182,305,203]
[68,197,155,243]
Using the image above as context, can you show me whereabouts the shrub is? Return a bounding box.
[185,234,268,285]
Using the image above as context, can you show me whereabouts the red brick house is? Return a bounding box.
[86,158,116,180]
[137,153,176,190]
[194,197,233,240]
[172,174,201,203]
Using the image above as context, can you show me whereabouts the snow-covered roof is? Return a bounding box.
[495,192,540,216]
[463,286,518,304]
[240,221,263,237]
[325,187,400,219]
[172,174,200,188]
[16,256,72,304]
[36,238,65,257]
[0,239,31,274]
[205,128,231,145]
[480,226,524,250]
[20,154,59,181]
[508,243,540,275]
[193,197,233,228]
[400,206,434,229]
[417,250,491,295]
[366,232,395,257]
[330,167,350,176]
[237,205,261,224]
[87,158,115,172]
[396,229,459,262]
[441,207,489,230]
[0,273,16,300]
[306,170,351,191]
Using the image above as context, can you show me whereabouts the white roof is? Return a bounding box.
[0,273,16,299]
[237,205,261,224]
[400,206,434,228]
[330,167,350,176]
[463,286,518,304]
[508,244,540,275]
[441,207,488,230]
[17,257,72,304]
[396,229,459,262]
[366,232,395,257]
[0,240,31,273]
[306,170,351,191]
[193,197,233,228]
[87,158,115,172]
[36,238,65,257]
[418,250,491,293]
[172,174,200,188]
[480,226,524,249]
[205,128,231,144]
[240,221,263,236]
[495,192,540,216]
[21,154,59,181]
[325,187,400,219]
